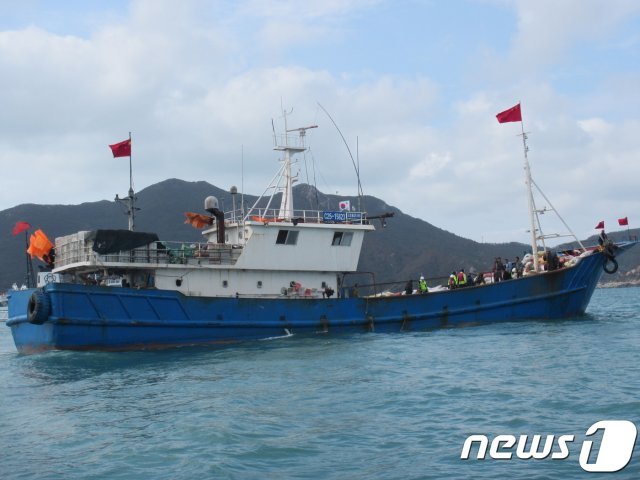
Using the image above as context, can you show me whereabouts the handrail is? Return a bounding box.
[233,208,368,225]
[55,240,243,270]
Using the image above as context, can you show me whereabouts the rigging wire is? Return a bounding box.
[317,102,365,212]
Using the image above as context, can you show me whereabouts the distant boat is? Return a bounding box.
[1,283,28,323]
[0,294,7,323]
[6,111,636,353]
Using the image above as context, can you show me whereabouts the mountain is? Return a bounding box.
[0,179,637,290]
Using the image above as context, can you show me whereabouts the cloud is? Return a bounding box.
[0,0,638,246]
[509,0,640,71]
[409,152,452,179]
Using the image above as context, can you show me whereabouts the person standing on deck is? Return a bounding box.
[419,276,428,294]
[448,271,458,290]
[493,257,505,282]
[457,269,467,287]
[598,229,610,248]
[515,256,524,278]
[405,280,413,295]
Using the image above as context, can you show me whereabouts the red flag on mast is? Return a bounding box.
[618,217,629,226]
[595,220,605,229]
[12,221,31,236]
[496,103,522,123]
[109,138,131,158]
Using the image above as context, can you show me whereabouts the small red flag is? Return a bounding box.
[618,217,628,226]
[109,138,131,158]
[12,221,31,236]
[496,103,522,123]
[595,220,605,229]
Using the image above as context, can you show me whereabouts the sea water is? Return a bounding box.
[1,287,639,479]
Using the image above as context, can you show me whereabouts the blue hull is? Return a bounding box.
[5,247,630,353]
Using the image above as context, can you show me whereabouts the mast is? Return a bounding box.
[244,110,317,221]
[278,109,295,219]
[24,230,36,288]
[275,109,316,220]
[127,131,135,231]
[498,102,586,272]
[519,123,540,272]
[114,132,136,231]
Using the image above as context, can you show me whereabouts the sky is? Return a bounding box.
[1,0,639,245]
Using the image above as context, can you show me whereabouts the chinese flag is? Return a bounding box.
[184,212,213,229]
[496,103,522,123]
[109,138,131,158]
[12,221,31,236]
[595,220,605,229]
[618,217,629,226]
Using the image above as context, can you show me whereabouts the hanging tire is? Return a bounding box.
[27,290,51,324]
[603,257,618,274]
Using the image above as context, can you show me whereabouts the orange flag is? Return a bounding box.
[27,229,54,260]
[184,212,213,229]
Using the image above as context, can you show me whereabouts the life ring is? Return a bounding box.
[27,290,51,324]
[603,257,618,274]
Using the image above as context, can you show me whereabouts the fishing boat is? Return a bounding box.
[6,112,636,353]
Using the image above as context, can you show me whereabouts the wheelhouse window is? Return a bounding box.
[332,231,353,246]
[276,230,299,245]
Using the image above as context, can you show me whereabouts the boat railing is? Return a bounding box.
[234,208,368,225]
[55,236,242,270]
[273,133,307,150]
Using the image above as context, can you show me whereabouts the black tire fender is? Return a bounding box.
[603,257,619,275]
[27,290,51,324]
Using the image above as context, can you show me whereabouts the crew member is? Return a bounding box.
[419,276,428,294]
[598,229,609,247]
[405,280,413,295]
[448,271,458,289]
[457,269,467,287]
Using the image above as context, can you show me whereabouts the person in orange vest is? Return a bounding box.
[448,271,458,289]
[457,269,467,287]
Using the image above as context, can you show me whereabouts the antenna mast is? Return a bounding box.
[277,108,317,219]
[519,124,586,272]
[114,132,137,231]
[317,102,364,211]
[519,124,540,272]
[247,110,317,220]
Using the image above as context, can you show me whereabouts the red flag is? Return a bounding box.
[618,217,628,226]
[496,103,522,123]
[595,221,605,229]
[12,221,31,236]
[109,138,131,158]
